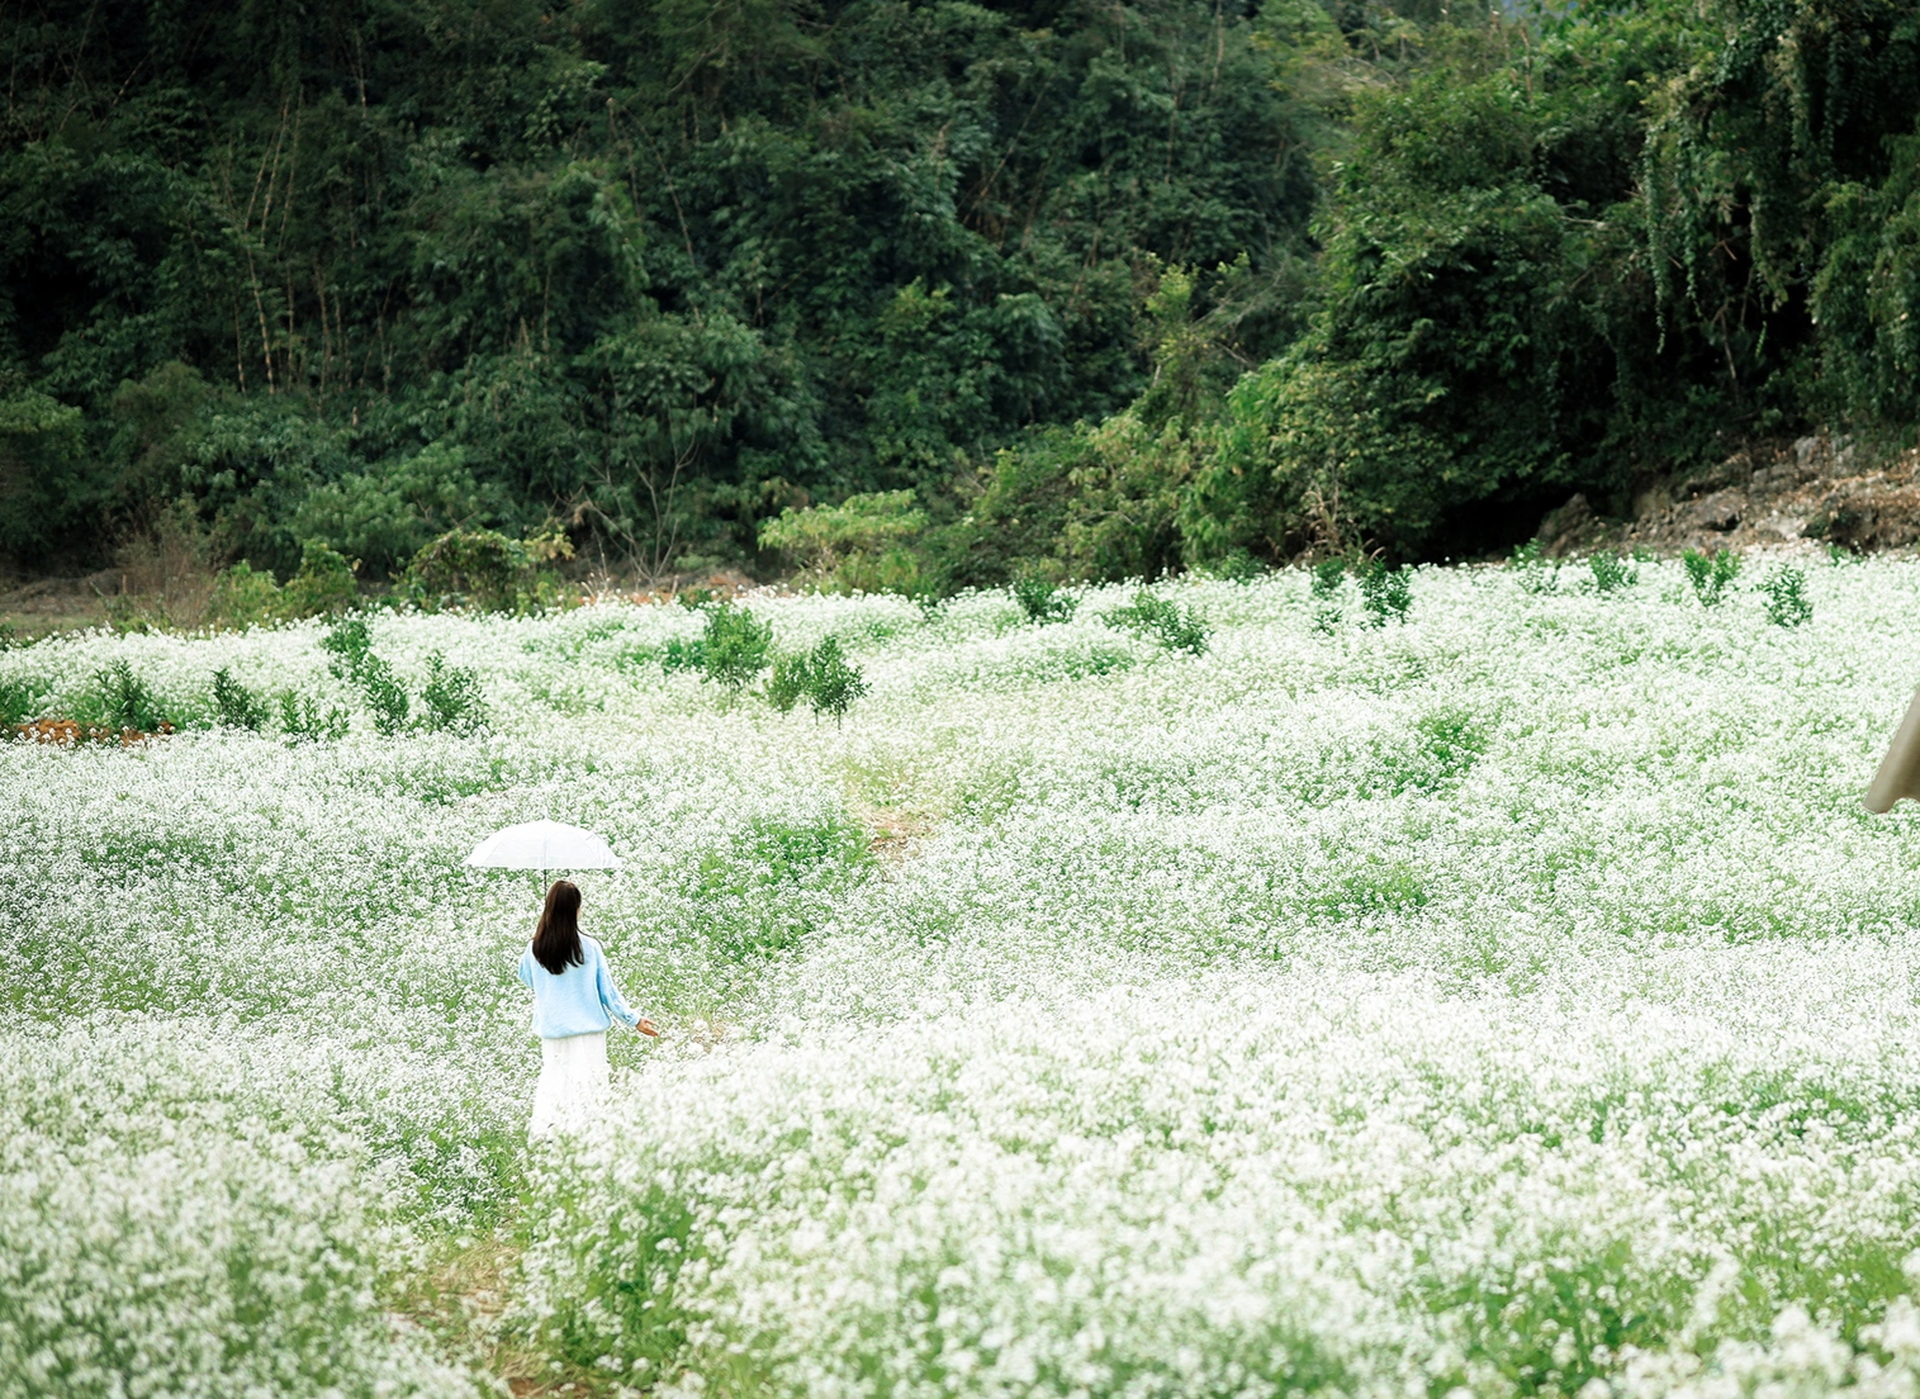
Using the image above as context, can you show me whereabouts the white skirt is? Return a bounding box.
[529,1030,610,1137]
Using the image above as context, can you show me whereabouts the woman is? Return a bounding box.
[517,879,657,1136]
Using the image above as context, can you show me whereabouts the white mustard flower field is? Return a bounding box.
[9,560,1920,1398]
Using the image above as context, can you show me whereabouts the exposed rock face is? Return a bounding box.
[1537,493,1599,556]
[1805,486,1920,551]
[1688,489,1742,532]
[1531,435,1918,556]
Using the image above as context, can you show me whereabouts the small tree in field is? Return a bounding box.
[698,601,773,694]
[766,636,868,721]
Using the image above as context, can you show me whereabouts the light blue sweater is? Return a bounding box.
[516,936,642,1038]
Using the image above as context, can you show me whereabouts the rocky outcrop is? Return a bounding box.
[1535,435,1916,556]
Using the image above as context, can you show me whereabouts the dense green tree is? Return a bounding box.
[9,0,1920,581]
[0,0,1318,571]
[1181,0,1920,563]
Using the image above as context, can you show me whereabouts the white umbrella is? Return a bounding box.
[465,820,622,873]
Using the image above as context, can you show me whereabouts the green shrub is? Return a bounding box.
[766,637,870,720]
[280,541,360,618]
[1509,540,1561,595]
[321,616,488,736]
[660,636,704,673]
[207,561,285,627]
[1586,552,1638,594]
[418,653,488,735]
[405,524,572,613]
[1102,590,1211,655]
[805,636,868,721]
[1358,561,1413,627]
[1761,566,1813,627]
[759,491,927,595]
[695,601,773,693]
[1310,558,1346,633]
[1310,559,1346,599]
[359,655,411,735]
[1681,548,1741,606]
[766,651,812,714]
[1207,551,1265,582]
[320,616,376,682]
[211,669,269,731]
[1013,575,1077,625]
[92,660,168,733]
[0,387,89,566]
[0,677,44,727]
[406,528,516,610]
[278,691,350,743]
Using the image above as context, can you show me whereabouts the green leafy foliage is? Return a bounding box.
[90,661,167,733]
[766,637,869,721]
[0,0,1316,574]
[359,657,412,737]
[803,639,867,722]
[802,637,868,723]
[1310,559,1347,600]
[320,618,377,684]
[1012,576,1077,626]
[693,602,773,693]
[660,599,780,683]
[1310,557,1347,633]
[1358,561,1413,627]
[660,637,705,675]
[211,669,269,732]
[1102,591,1211,655]
[1509,541,1561,596]
[1682,549,1742,607]
[278,691,350,744]
[321,615,485,735]
[1587,553,1638,595]
[0,388,89,565]
[405,527,573,613]
[759,493,928,596]
[1761,567,1814,628]
[208,562,286,629]
[942,413,1196,591]
[765,652,812,715]
[280,542,360,619]
[0,677,44,727]
[418,655,489,736]
[6,0,1920,583]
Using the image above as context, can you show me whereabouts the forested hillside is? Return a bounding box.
[2,0,1918,585]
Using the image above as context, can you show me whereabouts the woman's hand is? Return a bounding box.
[636,1018,659,1037]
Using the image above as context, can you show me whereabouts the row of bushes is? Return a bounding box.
[100,519,578,635]
[1510,545,1815,627]
[1,627,488,743]
[657,601,869,722]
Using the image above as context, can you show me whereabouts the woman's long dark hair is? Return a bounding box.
[532,879,585,974]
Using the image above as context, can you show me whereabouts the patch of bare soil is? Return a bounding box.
[1533,436,1920,557]
[0,572,114,637]
[854,801,935,865]
[15,719,174,746]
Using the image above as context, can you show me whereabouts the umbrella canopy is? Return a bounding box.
[465,820,622,871]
